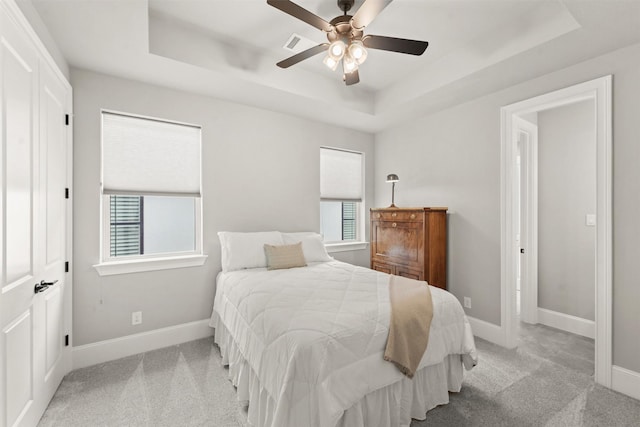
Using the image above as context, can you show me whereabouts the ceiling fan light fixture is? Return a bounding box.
[328,40,346,60]
[268,0,429,86]
[348,40,368,64]
[323,55,339,71]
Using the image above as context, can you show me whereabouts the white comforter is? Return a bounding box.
[211,261,477,427]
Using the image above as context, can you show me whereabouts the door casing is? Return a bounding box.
[500,75,612,387]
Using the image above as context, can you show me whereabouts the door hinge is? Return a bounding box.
[65,114,69,126]
[520,248,525,254]
[65,335,69,347]
[65,261,69,273]
[65,188,69,199]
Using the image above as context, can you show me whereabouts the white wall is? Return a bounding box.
[71,68,374,346]
[15,0,68,79]
[375,42,640,373]
[537,100,596,321]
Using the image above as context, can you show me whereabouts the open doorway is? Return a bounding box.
[500,76,612,387]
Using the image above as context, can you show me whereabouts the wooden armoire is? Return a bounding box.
[370,207,448,289]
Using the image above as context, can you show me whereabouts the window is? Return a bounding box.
[320,147,364,245]
[96,111,205,275]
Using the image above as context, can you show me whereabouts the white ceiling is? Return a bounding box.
[30,0,640,132]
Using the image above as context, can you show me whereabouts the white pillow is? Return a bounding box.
[218,231,284,271]
[282,232,333,263]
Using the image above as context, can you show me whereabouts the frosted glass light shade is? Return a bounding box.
[348,40,368,64]
[328,40,346,60]
[343,54,358,73]
[323,55,339,71]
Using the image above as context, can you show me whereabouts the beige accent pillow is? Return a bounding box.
[264,242,307,270]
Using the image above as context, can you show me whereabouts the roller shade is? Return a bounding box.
[102,112,201,197]
[320,147,363,202]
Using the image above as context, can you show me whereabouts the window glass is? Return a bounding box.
[109,195,196,257]
[320,201,358,242]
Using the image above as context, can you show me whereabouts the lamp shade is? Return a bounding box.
[386,174,399,183]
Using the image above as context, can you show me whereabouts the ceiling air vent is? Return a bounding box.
[286,35,301,50]
[283,33,317,53]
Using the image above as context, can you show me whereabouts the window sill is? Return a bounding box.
[325,241,369,253]
[93,254,208,276]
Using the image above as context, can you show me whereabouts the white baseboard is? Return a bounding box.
[467,316,505,347]
[612,365,640,401]
[73,319,214,370]
[537,308,595,339]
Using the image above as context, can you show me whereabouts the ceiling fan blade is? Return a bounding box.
[351,0,393,29]
[267,0,333,32]
[363,35,428,55]
[344,69,360,86]
[276,43,329,68]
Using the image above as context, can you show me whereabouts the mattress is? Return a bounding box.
[210,261,477,427]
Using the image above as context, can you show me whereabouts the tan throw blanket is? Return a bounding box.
[384,275,434,378]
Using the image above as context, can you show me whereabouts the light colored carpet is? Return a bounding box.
[39,323,640,426]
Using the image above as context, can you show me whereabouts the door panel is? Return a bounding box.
[1,10,41,427]
[43,86,65,267]
[1,5,72,426]
[38,53,69,411]
[372,221,424,265]
[3,23,35,287]
[4,311,33,427]
[45,287,62,376]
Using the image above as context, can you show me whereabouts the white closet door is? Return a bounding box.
[0,3,72,426]
[37,55,71,416]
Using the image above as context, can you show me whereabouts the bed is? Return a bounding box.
[209,231,477,427]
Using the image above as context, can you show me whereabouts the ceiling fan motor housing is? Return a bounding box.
[328,15,363,43]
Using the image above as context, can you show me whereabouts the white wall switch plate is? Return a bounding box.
[131,311,142,325]
[586,214,596,227]
[463,297,471,309]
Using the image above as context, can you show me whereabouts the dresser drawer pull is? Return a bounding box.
[392,222,397,227]
[391,212,397,217]
[410,214,416,219]
[376,213,381,218]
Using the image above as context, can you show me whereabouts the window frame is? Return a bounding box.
[319,146,367,252]
[94,110,206,276]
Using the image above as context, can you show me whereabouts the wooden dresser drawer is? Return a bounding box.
[371,210,423,222]
[372,262,393,275]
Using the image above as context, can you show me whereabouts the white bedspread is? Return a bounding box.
[211,261,477,427]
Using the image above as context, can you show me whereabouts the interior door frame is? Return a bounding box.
[500,75,612,387]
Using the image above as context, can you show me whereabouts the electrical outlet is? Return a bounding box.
[131,311,142,325]
[463,297,471,309]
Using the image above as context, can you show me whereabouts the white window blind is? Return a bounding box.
[102,111,201,197]
[320,147,363,202]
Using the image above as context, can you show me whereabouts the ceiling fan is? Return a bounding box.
[267,0,429,86]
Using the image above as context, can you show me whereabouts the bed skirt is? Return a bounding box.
[212,313,465,427]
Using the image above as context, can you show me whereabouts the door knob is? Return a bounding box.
[34,279,58,294]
